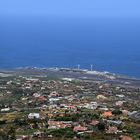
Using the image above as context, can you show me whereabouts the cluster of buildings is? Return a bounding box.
[0,75,140,140]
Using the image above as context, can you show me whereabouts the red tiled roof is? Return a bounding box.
[107,126,118,134]
[90,120,99,126]
[102,111,113,117]
[120,136,133,140]
[74,126,87,132]
[48,121,72,129]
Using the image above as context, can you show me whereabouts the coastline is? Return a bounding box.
[0,67,140,88]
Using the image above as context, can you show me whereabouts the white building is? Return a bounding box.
[1,107,10,112]
[28,113,40,119]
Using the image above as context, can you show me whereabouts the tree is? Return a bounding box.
[0,131,9,140]
[112,109,122,115]
[97,123,105,132]
[8,127,16,140]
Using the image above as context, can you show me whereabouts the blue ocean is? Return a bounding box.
[0,16,140,77]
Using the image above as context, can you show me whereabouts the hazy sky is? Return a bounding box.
[0,0,140,18]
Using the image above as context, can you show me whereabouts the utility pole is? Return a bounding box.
[90,64,93,71]
[78,64,80,70]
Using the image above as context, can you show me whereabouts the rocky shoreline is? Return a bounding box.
[0,67,140,88]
